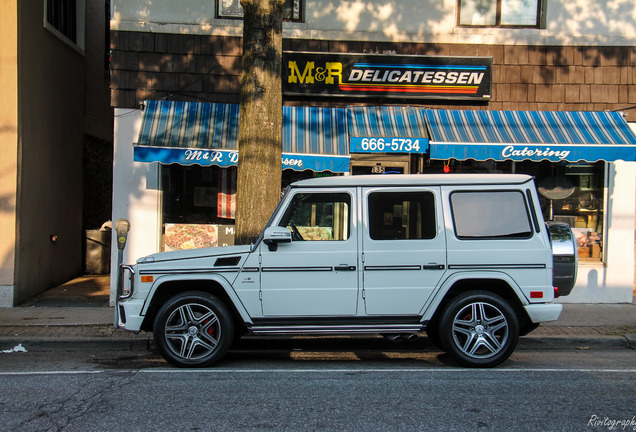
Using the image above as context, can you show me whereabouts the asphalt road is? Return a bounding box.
[1,337,635,431]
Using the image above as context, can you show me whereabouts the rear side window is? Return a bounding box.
[451,191,532,239]
[368,191,436,240]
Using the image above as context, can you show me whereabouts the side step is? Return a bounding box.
[249,323,425,335]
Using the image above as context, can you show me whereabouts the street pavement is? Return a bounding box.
[0,276,635,351]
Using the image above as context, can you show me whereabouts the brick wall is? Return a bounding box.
[110,31,636,122]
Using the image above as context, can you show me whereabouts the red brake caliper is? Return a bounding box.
[203,319,215,336]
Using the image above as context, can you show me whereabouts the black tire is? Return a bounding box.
[438,291,519,368]
[154,291,234,367]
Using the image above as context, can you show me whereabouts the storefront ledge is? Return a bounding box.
[575,261,605,267]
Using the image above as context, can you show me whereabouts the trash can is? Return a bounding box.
[85,229,111,274]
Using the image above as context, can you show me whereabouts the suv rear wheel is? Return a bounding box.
[154,291,234,367]
[438,291,519,368]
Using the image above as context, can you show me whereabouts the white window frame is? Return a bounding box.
[217,0,303,22]
[457,0,546,28]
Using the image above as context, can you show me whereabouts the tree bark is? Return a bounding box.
[235,0,284,245]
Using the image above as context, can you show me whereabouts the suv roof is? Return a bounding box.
[292,174,534,188]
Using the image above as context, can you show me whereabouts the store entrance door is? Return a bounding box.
[350,155,410,175]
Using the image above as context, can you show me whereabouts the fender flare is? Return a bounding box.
[141,272,254,324]
[420,270,529,321]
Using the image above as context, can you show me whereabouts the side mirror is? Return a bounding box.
[115,218,131,251]
[263,226,292,251]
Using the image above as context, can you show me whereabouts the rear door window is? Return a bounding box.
[451,191,532,239]
[368,191,436,240]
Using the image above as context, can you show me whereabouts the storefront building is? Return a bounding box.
[110,1,636,304]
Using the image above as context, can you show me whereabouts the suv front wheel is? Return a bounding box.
[438,291,519,368]
[154,291,234,367]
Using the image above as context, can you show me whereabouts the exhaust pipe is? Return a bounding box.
[383,334,418,343]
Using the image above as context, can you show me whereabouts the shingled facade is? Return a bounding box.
[110,32,636,123]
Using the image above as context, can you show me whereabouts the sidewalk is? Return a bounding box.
[0,276,635,350]
[0,275,152,348]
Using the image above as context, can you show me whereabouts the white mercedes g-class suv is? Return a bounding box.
[116,174,577,368]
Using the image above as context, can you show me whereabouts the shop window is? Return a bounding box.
[217,0,303,21]
[426,159,606,262]
[161,164,236,251]
[534,162,605,262]
[278,193,351,241]
[282,169,316,191]
[458,0,545,27]
[451,191,533,239]
[368,192,436,240]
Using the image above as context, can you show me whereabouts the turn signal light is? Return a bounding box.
[141,275,154,283]
[530,291,544,299]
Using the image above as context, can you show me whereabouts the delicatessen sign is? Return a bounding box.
[283,52,492,100]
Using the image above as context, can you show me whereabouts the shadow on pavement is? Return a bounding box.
[19,275,110,307]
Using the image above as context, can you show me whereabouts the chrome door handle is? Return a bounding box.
[334,265,356,271]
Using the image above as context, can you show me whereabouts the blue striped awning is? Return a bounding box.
[425,109,636,162]
[134,100,350,172]
[347,106,429,153]
[282,106,349,172]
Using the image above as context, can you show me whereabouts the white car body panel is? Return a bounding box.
[117,174,567,340]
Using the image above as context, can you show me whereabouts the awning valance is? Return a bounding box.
[347,106,429,154]
[134,100,350,173]
[425,110,636,162]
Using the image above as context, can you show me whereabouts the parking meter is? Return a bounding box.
[115,218,131,251]
[114,218,130,326]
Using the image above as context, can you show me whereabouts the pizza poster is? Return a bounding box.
[163,224,236,251]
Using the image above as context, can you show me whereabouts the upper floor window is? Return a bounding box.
[458,0,544,27]
[47,0,77,42]
[218,0,303,22]
[45,0,85,50]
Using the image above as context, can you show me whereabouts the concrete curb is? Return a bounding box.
[0,339,152,352]
[1,331,634,352]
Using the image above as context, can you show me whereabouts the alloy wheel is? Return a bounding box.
[164,302,221,361]
[451,301,509,359]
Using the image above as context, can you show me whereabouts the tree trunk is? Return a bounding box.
[235,0,284,245]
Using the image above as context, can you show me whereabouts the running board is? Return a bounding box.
[249,323,425,335]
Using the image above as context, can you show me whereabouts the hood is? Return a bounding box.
[137,244,253,264]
